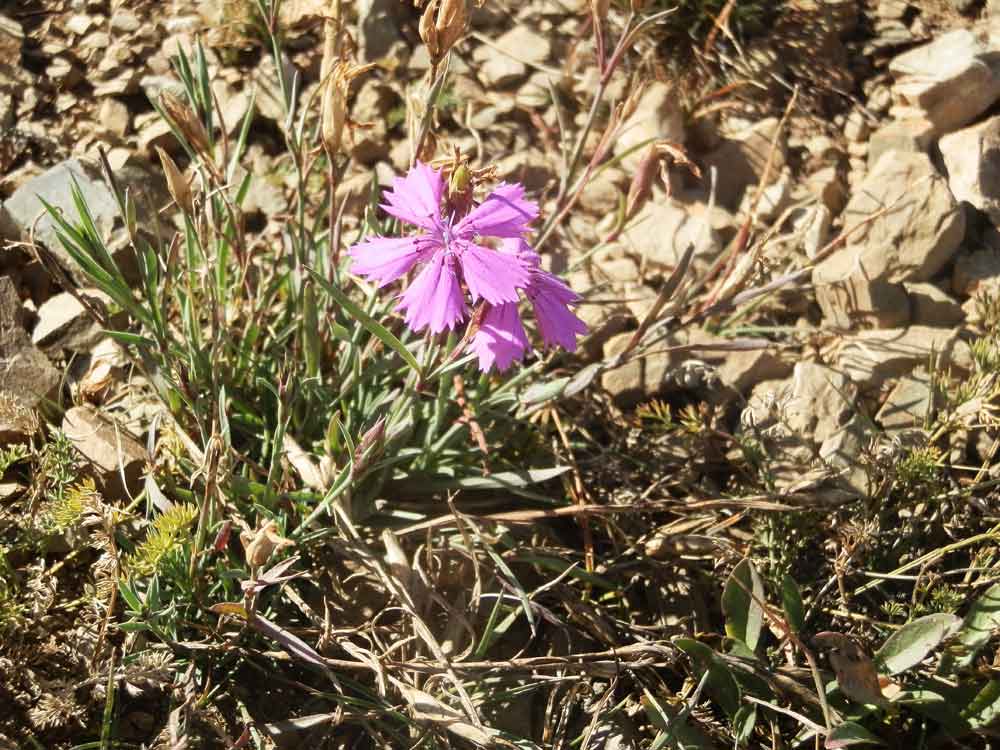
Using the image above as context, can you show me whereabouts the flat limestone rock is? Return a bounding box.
[0,276,59,409]
[889,28,1000,134]
[940,115,1000,224]
[62,404,146,496]
[3,159,118,282]
[835,326,970,388]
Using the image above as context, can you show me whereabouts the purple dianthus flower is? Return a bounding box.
[468,239,587,372]
[349,162,535,334]
[348,162,587,372]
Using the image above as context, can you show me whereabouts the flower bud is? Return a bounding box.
[625,144,659,221]
[420,0,468,65]
[352,416,386,478]
[591,0,611,19]
[159,91,211,157]
[156,146,193,215]
[631,0,647,11]
[449,162,470,195]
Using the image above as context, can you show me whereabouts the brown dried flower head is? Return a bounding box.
[158,91,211,157]
[240,520,294,569]
[419,0,468,65]
[156,146,193,215]
[321,59,375,156]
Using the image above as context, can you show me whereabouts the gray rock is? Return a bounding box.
[889,28,1000,134]
[0,392,37,445]
[790,204,831,259]
[739,169,791,223]
[877,369,937,431]
[349,79,400,165]
[4,159,122,282]
[93,68,139,97]
[905,282,966,327]
[819,414,873,496]
[840,151,964,283]
[805,166,847,215]
[600,332,698,408]
[358,0,405,62]
[612,82,686,171]
[473,27,550,88]
[836,326,970,388]
[63,404,146,497]
[496,148,554,193]
[867,118,935,167]
[1,159,155,284]
[940,115,1000,225]
[703,117,787,209]
[844,110,870,143]
[813,263,912,329]
[476,54,526,89]
[690,333,791,395]
[242,173,287,219]
[253,54,295,124]
[622,196,735,275]
[953,249,1000,296]
[110,8,140,32]
[567,268,630,361]
[877,0,909,20]
[493,26,550,65]
[32,290,108,353]
[0,276,59,409]
[579,171,622,215]
[137,118,176,155]
[98,98,130,138]
[783,362,859,445]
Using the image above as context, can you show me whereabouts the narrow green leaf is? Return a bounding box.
[115,621,150,633]
[307,267,422,375]
[733,704,756,745]
[874,613,962,675]
[643,690,716,750]
[388,466,571,495]
[722,559,765,652]
[962,679,1000,730]
[117,579,142,612]
[674,638,741,718]
[825,721,884,748]
[228,88,257,182]
[941,582,1000,672]
[564,362,601,397]
[104,330,158,348]
[781,574,805,634]
[522,377,569,405]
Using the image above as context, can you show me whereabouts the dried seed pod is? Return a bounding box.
[625,143,659,221]
[420,0,468,65]
[321,60,375,157]
[241,520,294,569]
[159,91,211,157]
[156,147,192,215]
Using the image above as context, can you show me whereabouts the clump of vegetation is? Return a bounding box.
[4,0,1000,748]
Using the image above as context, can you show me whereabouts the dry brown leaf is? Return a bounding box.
[813,632,891,707]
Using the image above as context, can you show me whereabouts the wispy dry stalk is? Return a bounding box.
[319,1,374,265]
